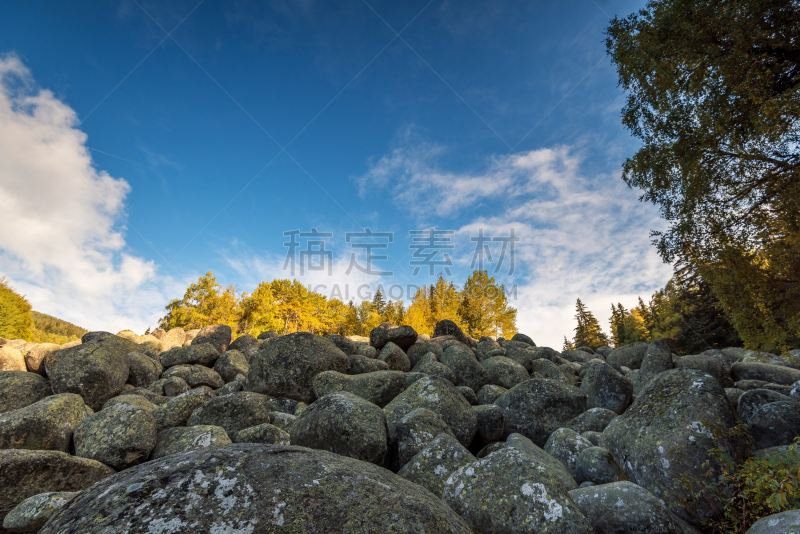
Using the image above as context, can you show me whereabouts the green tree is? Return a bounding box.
[372,288,387,316]
[606,0,800,350]
[563,336,575,351]
[458,270,517,338]
[0,277,33,340]
[405,286,433,336]
[572,298,609,348]
[160,272,239,331]
[429,275,462,327]
[237,282,280,336]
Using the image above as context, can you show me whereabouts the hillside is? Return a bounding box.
[29,311,87,344]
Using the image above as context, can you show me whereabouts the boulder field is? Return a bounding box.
[0,323,799,533]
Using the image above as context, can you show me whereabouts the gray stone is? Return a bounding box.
[370,323,418,351]
[151,386,214,431]
[407,340,444,368]
[393,407,456,469]
[511,333,536,347]
[746,509,800,534]
[412,352,458,384]
[405,372,427,387]
[477,384,507,405]
[433,320,472,347]
[676,354,733,387]
[2,491,76,533]
[530,358,567,382]
[560,350,595,363]
[746,401,800,449]
[580,360,633,414]
[312,370,406,408]
[378,341,411,372]
[23,343,60,376]
[495,378,587,446]
[159,343,220,368]
[0,393,89,452]
[581,431,602,446]
[458,386,478,405]
[161,364,224,389]
[502,340,539,372]
[355,343,378,359]
[506,432,577,490]
[481,356,529,389]
[477,441,506,458]
[533,346,561,361]
[125,352,163,388]
[568,407,618,434]
[607,341,649,370]
[103,394,156,413]
[187,391,275,435]
[472,404,504,447]
[0,372,50,415]
[442,345,491,393]
[149,376,189,397]
[231,423,290,445]
[397,433,476,498]
[569,481,690,534]
[246,332,350,403]
[212,349,249,382]
[191,324,231,353]
[150,425,231,459]
[348,353,389,374]
[442,447,593,534]
[327,334,357,355]
[228,334,260,360]
[544,427,593,478]
[733,361,800,385]
[575,446,623,485]
[738,389,793,422]
[640,339,674,374]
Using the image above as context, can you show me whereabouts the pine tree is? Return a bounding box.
[572,298,609,348]
[458,270,517,338]
[372,288,387,316]
[563,336,575,351]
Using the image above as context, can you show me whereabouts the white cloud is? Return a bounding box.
[0,54,172,334]
[355,137,673,347]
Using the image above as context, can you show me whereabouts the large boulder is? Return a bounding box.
[159,327,186,351]
[0,450,113,527]
[0,393,89,452]
[481,356,529,389]
[190,324,231,353]
[383,376,477,447]
[746,509,800,534]
[574,446,624,485]
[506,432,578,490]
[48,337,133,411]
[495,378,587,446]
[569,481,690,534]
[560,350,595,364]
[378,341,412,372]
[0,372,50,414]
[441,345,491,393]
[39,444,473,534]
[676,354,733,388]
[2,491,77,533]
[607,341,649,370]
[159,343,220,368]
[161,364,224,389]
[186,391,275,435]
[397,433,476,498]
[312,370,405,408]
[212,349,249,382]
[370,323,418,351]
[0,347,26,372]
[348,353,389,374]
[407,340,444,368]
[442,447,593,534]
[567,407,618,434]
[544,427,594,478]
[393,407,456,469]
[290,391,388,465]
[151,386,214,431]
[732,361,800,385]
[126,352,163,388]
[413,353,459,384]
[472,404,504,447]
[502,340,539,372]
[228,334,260,360]
[580,360,633,414]
[246,332,350,403]
[231,423,290,445]
[745,401,800,449]
[23,343,60,375]
[150,425,231,460]
[73,397,157,470]
[327,334,358,355]
[511,333,536,347]
[433,320,472,347]
[601,368,743,524]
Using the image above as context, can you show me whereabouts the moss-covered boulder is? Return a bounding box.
[499,341,538,372]
[433,320,472,347]
[161,363,224,389]
[378,341,411,372]
[442,345,492,393]
[412,353,458,384]
[149,376,190,397]
[746,509,800,534]
[48,337,133,411]
[560,350,595,364]
[150,425,231,460]
[73,398,157,470]
[601,368,743,525]
[393,407,456,469]
[348,353,389,374]
[246,332,350,403]
[186,391,275,435]
[125,352,163,389]
[2,491,76,533]
[607,341,649,370]
[506,433,577,490]
[569,481,691,534]
[495,378,587,446]
[312,370,405,408]
[545,428,612,479]
[481,356,529,389]
[746,401,800,449]
[676,354,733,388]
[442,447,592,534]
[407,340,444,368]
[191,324,232,353]
[472,404,504,447]
[159,343,220,368]
[212,349,249,382]
[567,407,618,433]
[0,372,50,414]
[370,323,418,351]
[0,449,113,527]
[574,446,624,485]
[580,360,633,414]
[152,386,214,431]
[39,444,472,534]
[530,358,567,382]
[477,384,507,405]
[397,433,476,497]
[0,393,89,452]
[232,423,290,445]
[290,391,388,465]
[384,376,478,448]
[103,394,156,413]
[732,361,800,385]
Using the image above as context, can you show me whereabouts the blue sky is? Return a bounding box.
[0,0,672,347]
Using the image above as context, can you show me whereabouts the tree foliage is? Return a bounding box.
[0,277,33,340]
[606,0,800,350]
[458,271,518,339]
[571,298,610,349]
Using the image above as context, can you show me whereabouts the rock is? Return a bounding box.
[2,491,76,533]
[544,427,594,478]
[186,391,275,435]
[600,368,743,524]
[103,393,157,414]
[159,343,220,368]
[736,379,793,394]
[0,372,50,414]
[212,349,249,382]
[576,346,595,355]
[125,352,163,388]
[746,509,800,533]
[472,404,504,447]
[477,441,506,458]
[533,346,561,361]
[397,433,476,498]
[290,391,388,466]
[407,340,444,368]
[458,386,478,405]
[370,324,418,351]
[530,358,567,382]
[742,351,800,370]
[442,446,592,534]
[0,347,26,372]
[746,401,800,449]
[384,376,478,448]
[506,432,577,490]
[378,341,412,372]
[732,361,800,385]
[348,353,389,374]
[726,387,745,412]
[511,333,536,347]
[48,337,133,411]
[481,356,529,389]
[22,343,59,375]
[581,431,603,446]
[150,425,231,459]
[256,330,278,341]
[231,423,290,445]
[580,360,633,414]
[73,398,157,470]
[639,339,674,374]
[149,376,190,397]
[217,380,244,395]
[442,345,492,393]
[124,387,169,406]
[495,378,587,446]
[567,407,618,433]
[161,364,224,389]
[312,370,405,408]
[327,334,357,355]
[676,354,733,387]
[607,341,649,370]
[0,450,113,528]
[191,324,231,353]
[159,327,185,351]
[413,352,458,384]
[569,481,689,534]
[502,340,539,372]
[39,444,472,534]
[560,349,595,363]
[477,384,507,405]
[433,319,472,346]
[405,372,427,387]
[393,407,456,469]
[575,446,623,485]
[152,386,214,431]
[0,393,89,452]
[228,334,259,361]
[738,389,793,422]
[246,332,349,403]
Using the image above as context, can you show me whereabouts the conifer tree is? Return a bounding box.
[572,298,609,348]
[372,288,387,316]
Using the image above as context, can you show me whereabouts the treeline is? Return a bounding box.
[565,268,743,355]
[0,277,87,343]
[159,270,517,339]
